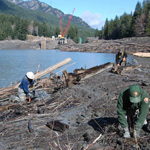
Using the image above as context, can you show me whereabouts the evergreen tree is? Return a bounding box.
[134,13,147,36]
[134,2,142,18]
[54,26,60,37]
[131,1,142,36]
[112,16,120,39]
[103,18,109,40]
[94,28,99,37]
[108,19,115,39]
[67,26,79,43]
[120,13,132,38]
[146,10,150,35]
[143,0,150,15]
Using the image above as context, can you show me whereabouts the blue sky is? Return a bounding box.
[39,0,143,29]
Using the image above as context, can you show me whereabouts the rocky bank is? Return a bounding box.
[1,37,150,55]
[58,37,150,55]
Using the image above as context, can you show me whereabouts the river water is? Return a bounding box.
[0,49,135,89]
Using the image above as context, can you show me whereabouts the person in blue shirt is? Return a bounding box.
[18,72,35,102]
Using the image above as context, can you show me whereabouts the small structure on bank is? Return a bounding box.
[40,36,46,49]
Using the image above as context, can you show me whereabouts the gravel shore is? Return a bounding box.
[0,56,150,149]
[0,37,150,149]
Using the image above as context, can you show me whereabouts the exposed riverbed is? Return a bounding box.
[1,37,150,150]
[1,56,150,149]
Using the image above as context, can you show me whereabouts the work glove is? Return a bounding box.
[123,127,130,138]
[133,129,140,138]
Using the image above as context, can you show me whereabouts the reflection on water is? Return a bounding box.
[0,49,134,88]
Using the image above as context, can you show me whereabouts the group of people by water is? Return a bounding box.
[15,49,149,139]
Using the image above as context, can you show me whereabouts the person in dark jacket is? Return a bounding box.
[117,84,149,138]
[116,49,128,66]
[18,72,35,102]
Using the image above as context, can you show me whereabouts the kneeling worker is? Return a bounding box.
[117,84,149,138]
[18,72,35,102]
[116,49,127,66]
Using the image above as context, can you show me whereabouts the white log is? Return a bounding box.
[34,58,71,80]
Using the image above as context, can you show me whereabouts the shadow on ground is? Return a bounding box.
[88,117,119,133]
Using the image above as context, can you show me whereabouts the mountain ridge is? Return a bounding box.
[6,0,90,28]
[0,0,95,41]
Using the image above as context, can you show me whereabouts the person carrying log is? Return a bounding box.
[18,72,35,102]
[117,84,149,138]
[116,49,128,67]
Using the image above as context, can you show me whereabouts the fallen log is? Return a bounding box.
[62,70,81,87]
[74,68,86,74]
[133,52,150,57]
[34,58,72,80]
[119,64,142,75]
[111,63,142,74]
[62,63,113,87]
[0,58,72,99]
[80,63,113,80]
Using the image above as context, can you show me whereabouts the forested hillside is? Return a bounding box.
[0,0,95,42]
[95,0,150,40]
[0,13,55,40]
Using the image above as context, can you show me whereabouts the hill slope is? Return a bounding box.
[2,0,95,39]
[7,0,89,27]
[0,0,59,27]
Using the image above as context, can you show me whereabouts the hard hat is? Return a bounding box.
[129,84,141,103]
[26,72,35,80]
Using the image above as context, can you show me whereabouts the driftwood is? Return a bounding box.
[0,58,72,100]
[62,63,113,87]
[111,63,142,74]
[80,63,113,80]
[133,52,150,57]
[74,68,86,74]
[62,70,81,87]
[0,104,16,111]
[34,58,71,80]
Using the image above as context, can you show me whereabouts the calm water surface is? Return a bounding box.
[0,49,134,88]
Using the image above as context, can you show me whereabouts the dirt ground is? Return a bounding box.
[0,56,150,150]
